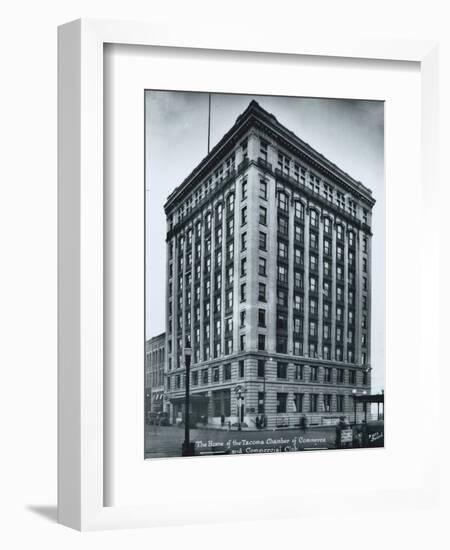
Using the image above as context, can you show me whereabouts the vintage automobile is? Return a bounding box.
[157,411,170,426]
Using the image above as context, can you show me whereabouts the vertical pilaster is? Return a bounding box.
[303,206,310,355]
[331,224,337,359]
[287,198,294,354]
[343,224,349,361]
[318,215,324,356]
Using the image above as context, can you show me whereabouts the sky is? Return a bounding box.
[145,91,385,392]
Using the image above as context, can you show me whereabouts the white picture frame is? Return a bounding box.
[58,18,440,531]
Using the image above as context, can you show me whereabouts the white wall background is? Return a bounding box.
[0,1,448,548]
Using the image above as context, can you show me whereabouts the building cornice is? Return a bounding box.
[164,100,376,213]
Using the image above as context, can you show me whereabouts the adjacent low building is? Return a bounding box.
[145,332,165,415]
[162,100,375,428]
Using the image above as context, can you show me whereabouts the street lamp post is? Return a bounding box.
[352,389,357,425]
[362,390,368,423]
[181,339,194,457]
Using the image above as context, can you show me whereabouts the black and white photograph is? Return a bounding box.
[145,91,385,458]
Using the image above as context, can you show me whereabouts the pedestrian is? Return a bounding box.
[255,415,260,429]
[220,414,225,428]
[300,415,307,431]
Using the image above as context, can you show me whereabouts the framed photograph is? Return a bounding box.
[58,19,440,530]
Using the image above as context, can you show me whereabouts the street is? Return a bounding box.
[145,424,340,459]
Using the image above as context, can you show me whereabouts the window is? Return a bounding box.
[278,216,288,236]
[257,360,265,378]
[278,192,288,211]
[227,266,233,285]
[240,334,246,351]
[309,321,317,338]
[227,193,235,214]
[239,360,245,378]
[192,370,199,386]
[337,369,345,384]
[240,310,246,327]
[277,393,288,414]
[277,312,287,330]
[259,180,267,200]
[294,224,303,243]
[293,339,303,356]
[324,239,331,256]
[293,316,302,334]
[349,370,356,385]
[277,336,287,353]
[278,241,288,259]
[310,366,318,381]
[226,290,233,310]
[363,209,368,224]
[241,206,247,226]
[241,138,248,160]
[259,139,268,162]
[216,203,223,223]
[336,347,342,361]
[337,286,343,302]
[323,217,331,234]
[294,270,303,289]
[241,232,247,251]
[310,276,317,293]
[240,257,247,277]
[337,395,345,413]
[202,369,209,384]
[277,361,287,378]
[240,283,246,302]
[241,179,248,200]
[310,254,318,272]
[278,152,290,175]
[363,258,368,273]
[324,367,332,383]
[293,293,303,312]
[323,281,330,297]
[259,206,267,225]
[323,394,332,413]
[294,247,303,266]
[227,217,234,237]
[309,298,317,316]
[336,224,343,240]
[259,257,267,276]
[259,231,267,251]
[213,367,220,383]
[226,317,232,333]
[294,393,304,413]
[294,364,304,380]
[323,345,330,360]
[215,273,222,291]
[310,210,318,227]
[278,265,288,283]
[258,309,266,327]
[258,334,266,351]
[310,393,319,413]
[294,201,305,220]
[224,363,232,380]
[259,283,267,301]
[277,288,287,307]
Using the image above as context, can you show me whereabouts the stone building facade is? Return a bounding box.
[163,100,375,428]
[145,333,165,414]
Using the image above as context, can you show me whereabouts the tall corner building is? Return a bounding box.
[163,100,375,428]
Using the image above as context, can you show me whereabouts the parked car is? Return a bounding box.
[157,411,170,426]
[146,411,158,425]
